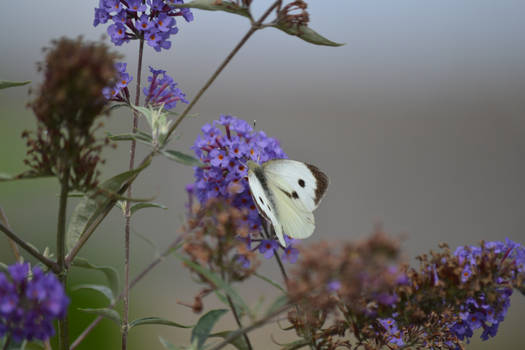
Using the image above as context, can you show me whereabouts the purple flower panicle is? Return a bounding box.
[143,66,188,110]
[94,0,194,51]
[0,263,69,341]
[103,61,133,102]
[190,116,302,262]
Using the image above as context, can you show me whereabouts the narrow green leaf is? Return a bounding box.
[103,102,130,114]
[159,336,186,350]
[72,283,115,304]
[129,317,193,329]
[78,308,121,325]
[174,253,251,317]
[191,309,228,350]
[66,159,151,253]
[161,150,204,167]
[0,80,30,90]
[71,258,120,299]
[271,24,343,47]
[210,331,249,350]
[265,295,288,317]
[130,202,167,215]
[170,0,250,18]
[0,172,53,182]
[253,272,286,293]
[107,132,153,145]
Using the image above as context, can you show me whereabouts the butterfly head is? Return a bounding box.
[246,160,261,172]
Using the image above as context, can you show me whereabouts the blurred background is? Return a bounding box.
[1,0,525,349]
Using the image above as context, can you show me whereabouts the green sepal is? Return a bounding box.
[129,317,193,329]
[191,309,228,350]
[71,258,120,300]
[0,80,30,90]
[78,307,121,325]
[271,23,343,47]
[72,283,115,305]
[170,0,251,19]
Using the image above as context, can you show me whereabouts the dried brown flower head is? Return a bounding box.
[24,37,120,190]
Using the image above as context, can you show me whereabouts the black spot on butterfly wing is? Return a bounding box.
[306,163,329,205]
[292,191,299,199]
[298,179,305,188]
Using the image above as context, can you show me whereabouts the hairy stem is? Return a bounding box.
[0,222,59,272]
[57,168,71,350]
[165,0,283,140]
[70,233,185,350]
[122,38,145,350]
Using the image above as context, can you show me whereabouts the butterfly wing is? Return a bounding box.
[247,168,286,246]
[267,179,316,240]
[263,159,329,212]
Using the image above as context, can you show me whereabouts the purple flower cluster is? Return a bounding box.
[0,263,69,341]
[450,239,525,343]
[191,116,300,262]
[103,62,133,102]
[143,66,188,109]
[94,0,194,51]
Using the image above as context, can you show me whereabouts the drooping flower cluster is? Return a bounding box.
[449,239,525,343]
[190,116,301,262]
[143,66,188,109]
[284,233,525,349]
[25,37,119,190]
[102,62,133,102]
[0,263,69,341]
[94,0,194,51]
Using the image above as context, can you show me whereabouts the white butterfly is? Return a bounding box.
[246,159,329,247]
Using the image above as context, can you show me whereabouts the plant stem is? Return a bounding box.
[0,222,59,272]
[0,208,21,261]
[226,295,254,350]
[165,0,283,140]
[70,235,184,349]
[57,168,71,350]
[122,38,145,350]
[207,303,291,350]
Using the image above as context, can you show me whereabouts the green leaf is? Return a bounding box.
[159,336,187,350]
[253,272,286,293]
[78,307,121,325]
[129,317,193,329]
[191,309,228,350]
[265,295,288,317]
[209,331,249,350]
[174,253,251,317]
[66,159,151,253]
[271,24,344,47]
[130,202,167,215]
[170,0,250,18]
[108,132,153,145]
[103,102,130,114]
[71,258,120,299]
[72,283,115,304]
[0,80,30,90]
[0,171,53,182]
[23,342,46,350]
[161,150,204,167]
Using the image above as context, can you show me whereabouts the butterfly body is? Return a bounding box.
[246,159,329,247]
